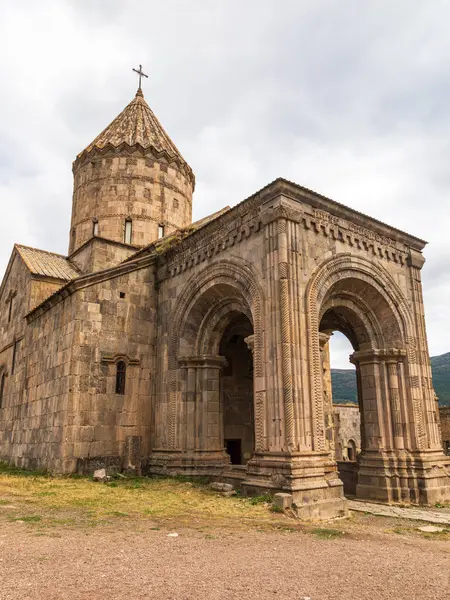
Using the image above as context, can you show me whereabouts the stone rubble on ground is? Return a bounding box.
[209,482,234,493]
[417,525,445,533]
[93,469,109,482]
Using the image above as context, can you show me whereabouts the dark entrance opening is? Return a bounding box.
[225,439,242,465]
[219,314,254,466]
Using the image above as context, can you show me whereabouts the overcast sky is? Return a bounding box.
[0,0,449,369]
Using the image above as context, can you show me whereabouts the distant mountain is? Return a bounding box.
[331,352,450,407]
[431,353,450,406]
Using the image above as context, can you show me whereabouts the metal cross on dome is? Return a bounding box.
[132,64,148,90]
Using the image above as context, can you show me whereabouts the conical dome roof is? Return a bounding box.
[75,89,193,179]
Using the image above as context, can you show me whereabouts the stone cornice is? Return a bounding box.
[73,143,195,187]
[26,252,156,323]
[156,179,419,280]
[269,178,427,250]
[350,348,407,365]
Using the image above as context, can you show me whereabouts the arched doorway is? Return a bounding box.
[219,314,254,465]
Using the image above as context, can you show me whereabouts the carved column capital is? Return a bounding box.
[244,334,255,355]
[318,330,333,349]
[350,347,406,365]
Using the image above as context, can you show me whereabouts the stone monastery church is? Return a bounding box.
[0,77,449,519]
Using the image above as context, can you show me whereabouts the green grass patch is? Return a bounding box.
[248,495,271,506]
[14,515,42,523]
[312,527,344,539]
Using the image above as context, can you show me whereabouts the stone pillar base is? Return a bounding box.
[146,449,230,477]
[356,450,450,504]
[242,452,348,520]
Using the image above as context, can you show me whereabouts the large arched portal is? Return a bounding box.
[317,273,408,501]
[151,260,266,478]
[312,262,439,503]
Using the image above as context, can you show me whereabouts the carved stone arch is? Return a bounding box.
[320,291,385,350]
[168,258,266,449]
[197,298,253,356]
[309,253,413,341]
[170,259,264,365]
[306,253,413,451]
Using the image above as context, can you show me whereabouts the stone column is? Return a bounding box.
[349,347,449,503]
[385,351,406,451]
[319,332,335,458]
[149,355,229,476]
[243,202,347,520]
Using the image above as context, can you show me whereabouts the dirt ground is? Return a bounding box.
[1,514,449,600]
[0,469,449,600]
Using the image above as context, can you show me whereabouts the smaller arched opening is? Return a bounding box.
[346,439,357,462]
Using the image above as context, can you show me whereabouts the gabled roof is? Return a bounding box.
[76,89,192,176]
[15,245,80,281]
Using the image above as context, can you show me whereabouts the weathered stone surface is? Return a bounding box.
[418,525,445,533]
[93,468,107,482]
[273,493,293,510]
[210,482,234,492]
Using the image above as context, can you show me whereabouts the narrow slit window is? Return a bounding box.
[7,296,14,323]
[158,224,165,239]
[93,220,99,236]
[116,361,126,395]
[124,220,132,244]
[0,374,6,408]
[11,340,18,375]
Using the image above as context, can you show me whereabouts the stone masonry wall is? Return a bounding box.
[70,238,139,274]
[0,253,156,473]
[61,264,156,472]
[333,404,361,461]
[0,288,77,472]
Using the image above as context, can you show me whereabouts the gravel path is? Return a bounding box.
[0,521,448,600]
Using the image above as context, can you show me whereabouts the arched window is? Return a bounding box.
[93,220,99,236]
[0,373,6,408]
[115,361,126,395]
[347,439,357,461]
